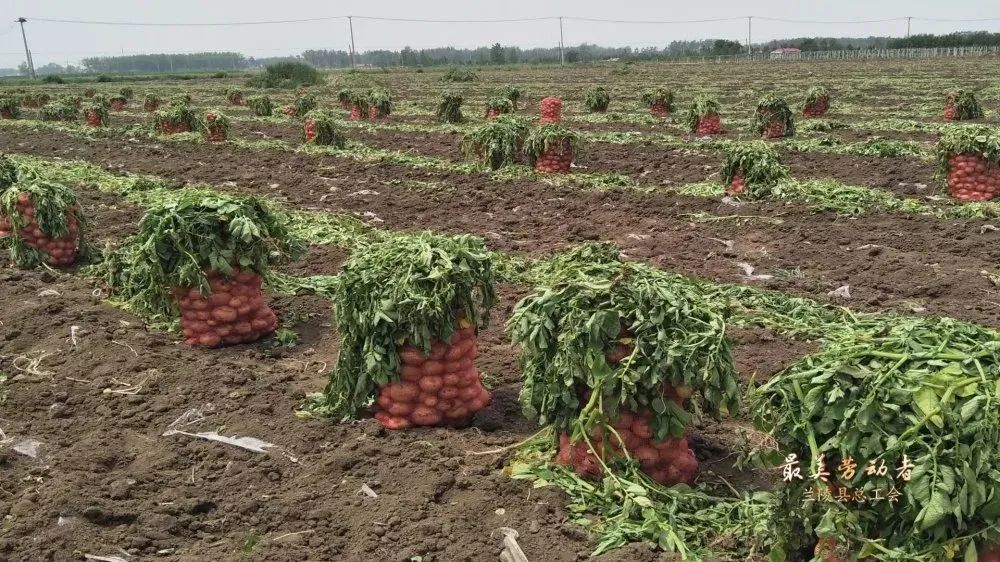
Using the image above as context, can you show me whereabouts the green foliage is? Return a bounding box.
[0,97,21,118]
[201,110,230,136]
[512,241,737,447]
[0,154,15,188]
[436,91,464,123]
[293,94,317,116]
[247,95,273,117]
[0,162,85,268]
[804,85,830,107]
[251,61,322,88]
[96,190,305,323]
[525,123,582,165]
[119,87,134,99]
[846,137,924,158]
[584,86,611,112]
[751,94,795,137]
[152,101,196,132]
[441,67,479,83]
[368,87,393,116]
[41,75,65,84]
[308,232,496,419]
[225,89,244,104]
[305,110,347,147]
[685,95,721,132]
[640,87,675,111]
[798,119,846,132]
[84,101,109,126]
[38,102,78,122]
[721,142,790,198]
[496,84,523,106]
[485,96,513,116]
[511,433,777,558]
[947,90,984,120]
[752,317,1000,559]
[463,115,530,170]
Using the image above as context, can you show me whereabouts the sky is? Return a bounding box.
[0,0,998,68]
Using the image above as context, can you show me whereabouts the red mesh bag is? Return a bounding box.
[946,153,999,202]
[533,140,573,174]
[539,96,562,124]
[696,114,724,134]
[0,194,80,267]
[649,101,670,118]
[373,325,491,430]
[172,267,278,348]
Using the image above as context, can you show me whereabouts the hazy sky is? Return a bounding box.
[1,0,997,68]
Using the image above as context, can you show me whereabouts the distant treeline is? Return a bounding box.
[11,30,1000,76]
[79,52,247,73]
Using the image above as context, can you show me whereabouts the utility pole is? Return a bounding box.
[906,16,912,38]
[747,16,752,60]
[348,16,357,68]
[559,17,565,65]
[16,18,36,79]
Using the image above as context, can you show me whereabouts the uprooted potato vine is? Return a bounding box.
[721,142,790,199]
[752,317,1000,560]
[584,86,611,113]
[305,232,496,420]
[462,114,530,170]
[95,190,304,324]
[510,430,778,558]
[512,243,739,440]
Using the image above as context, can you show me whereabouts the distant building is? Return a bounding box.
[770,48,802,59]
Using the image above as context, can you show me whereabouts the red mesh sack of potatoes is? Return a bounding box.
[203,111,228,143]
[110,99,126,111]
[309,232,497,430]
[554,340,698,487]
[946,153,999,202]
[373,323,492,429]
[728,174,746,195]
[512,248,739,489]
[85,108,105,128]
[554,394,699,486]
[649,101,670,118]
[763,119,787,139]
[937,127,1000,202]
[172,267,278,348]
[533,140,574,173]
[527,124,580,174]
[304,117,317,142]
[696,114,723,134]
[539,96,562,124]
[803,98,828,117]
[348,104,365,121]
[0,184,82,268]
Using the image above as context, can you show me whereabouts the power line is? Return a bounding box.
[25,16,348,27]
[353,16,555,23]
[26,14,999,27]
[566,16,745,24]
[755,17,907,24]
[912,16,1000,23]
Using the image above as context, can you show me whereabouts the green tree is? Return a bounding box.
[490,43,505,65]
